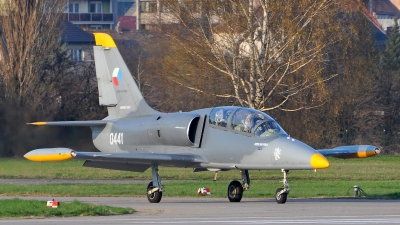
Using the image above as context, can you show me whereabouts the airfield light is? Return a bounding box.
[353,185,359,197]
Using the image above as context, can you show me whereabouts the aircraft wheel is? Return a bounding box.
[147,181,162,203]
[275,188,287,204]
[227,180,243,202]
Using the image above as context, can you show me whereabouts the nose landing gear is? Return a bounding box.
[275,169,290,204]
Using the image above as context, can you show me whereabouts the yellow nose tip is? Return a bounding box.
[310,153,330,169]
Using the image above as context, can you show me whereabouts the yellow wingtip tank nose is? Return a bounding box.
[26,122,47,126]
[310,153,330,169]
[24,149,74,162]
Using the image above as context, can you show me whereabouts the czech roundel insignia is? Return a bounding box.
[112,68,122,86]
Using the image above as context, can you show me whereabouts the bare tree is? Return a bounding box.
[159,0,365,111]
[0,1,105,157]
[0,0,67,108]
[56,57,106,121]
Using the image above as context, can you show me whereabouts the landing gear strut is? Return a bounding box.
[147,164,163,203]
[227,170,250,202]
[275,169,290,204]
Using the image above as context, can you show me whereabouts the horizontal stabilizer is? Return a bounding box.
[317,145,381,159]
[24,148,208,171]
[27,120,110,127]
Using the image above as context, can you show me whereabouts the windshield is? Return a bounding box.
[231,108,268,133]
[254,121,286,137]
[209,107,287,137]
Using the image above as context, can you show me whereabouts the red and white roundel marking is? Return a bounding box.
[112,68,122,86]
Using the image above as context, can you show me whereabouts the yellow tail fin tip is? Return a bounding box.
[93,33,116,48]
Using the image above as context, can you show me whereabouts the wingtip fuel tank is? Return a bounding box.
[24,148,76,162]
[26,122,47,126]
[317,145,381,159]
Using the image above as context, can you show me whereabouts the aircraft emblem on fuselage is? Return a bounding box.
[274,148,281,160]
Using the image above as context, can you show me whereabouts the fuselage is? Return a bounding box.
[91,106,327,171]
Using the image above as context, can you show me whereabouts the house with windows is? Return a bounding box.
[64,0,175,31]
[62,21,95,62]
[136,0,196,30]
[65,0,119,30]
[366,0,400,32]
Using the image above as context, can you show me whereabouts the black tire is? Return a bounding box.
[275,188,287,204]
[227,180,243,202]
[147,181,162,203]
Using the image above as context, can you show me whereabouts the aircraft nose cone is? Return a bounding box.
[310,153,330,169]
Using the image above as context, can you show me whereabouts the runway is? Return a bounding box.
[1,197,400,224]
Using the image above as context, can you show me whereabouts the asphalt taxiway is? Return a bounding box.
[1,197,400,225]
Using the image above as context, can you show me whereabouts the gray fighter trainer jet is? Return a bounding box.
[24,33,381,204]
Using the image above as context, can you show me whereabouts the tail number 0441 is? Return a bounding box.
[110,133,124,145]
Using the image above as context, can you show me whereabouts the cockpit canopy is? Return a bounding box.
[209,107,287,137]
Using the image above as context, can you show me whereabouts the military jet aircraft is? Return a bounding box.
[24,33,381,204]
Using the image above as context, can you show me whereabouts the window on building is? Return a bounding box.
[140,1,157,13]
[68,3,79,13]
[90,25,103,30]
[90,2,102,13]
[71,49,84,62]
[160,2,170,13]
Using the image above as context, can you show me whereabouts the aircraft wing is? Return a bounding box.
[27,120,110,126]
[316,145,380,159]
[24,148,208,172]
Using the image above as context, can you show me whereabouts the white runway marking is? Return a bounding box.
[1,197,400,225]
[2,216,400,225]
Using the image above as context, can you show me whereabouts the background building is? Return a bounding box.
[65,0,119,30]
[367,0,400,32]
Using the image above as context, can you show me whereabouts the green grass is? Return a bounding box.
[1,180,399,199]
[1,156,400,199]
[0,198,134,218]
[2,156,400,181]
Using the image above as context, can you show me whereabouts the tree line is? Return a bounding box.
[126,0,399,152]
[0,0,399,157]
[0,0,105,157]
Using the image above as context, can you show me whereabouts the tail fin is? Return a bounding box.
[93,33,158,118]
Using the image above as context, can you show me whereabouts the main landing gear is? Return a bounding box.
[227,169,290,204]
[147,164,163,203]
[275,169,290,204]
[227,170,250,202]
[147,166,290,204]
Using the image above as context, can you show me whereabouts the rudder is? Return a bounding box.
[93,33,158,118]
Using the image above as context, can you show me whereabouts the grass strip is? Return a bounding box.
[1,180,400,199]
[0,198,134,218]
[1,156,400,200]
[1,156,400,181]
